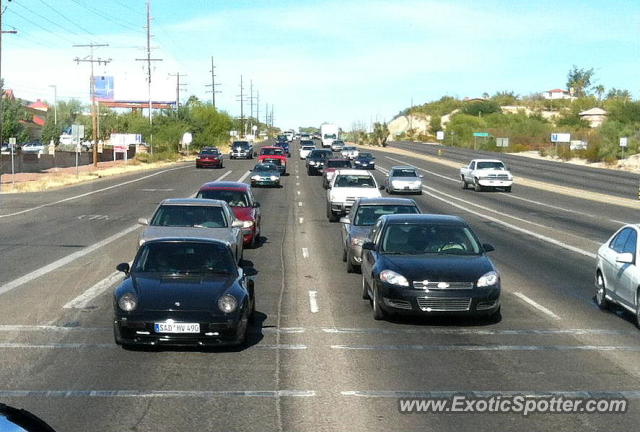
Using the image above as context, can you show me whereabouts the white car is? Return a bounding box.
[341,146,359,159]
[326,169,382,222]
[331,140,345,152]
[384,166,423,194]
[300,144,316,159]
[460,159,513,192]
[595,224,640,324]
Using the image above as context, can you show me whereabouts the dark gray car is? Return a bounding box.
[339,197,421,272]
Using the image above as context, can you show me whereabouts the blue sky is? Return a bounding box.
[3,0,639,130]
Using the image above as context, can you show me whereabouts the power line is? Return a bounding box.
[12,1,82,36]
[112,0,145,16]
[68,0,140,32]
[35,0,96,36]
[6,9,76,44]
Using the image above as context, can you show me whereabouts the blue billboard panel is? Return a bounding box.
[94,76,114,100]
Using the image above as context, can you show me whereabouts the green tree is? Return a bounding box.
[461,100,501,117]
[566,65,595,97]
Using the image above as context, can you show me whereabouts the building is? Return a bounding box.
[579,107,608,128]
[543,88,572,100]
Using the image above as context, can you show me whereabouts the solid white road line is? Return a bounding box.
[63,271,124,309]
[0,165,191,219]
[189,170,232,197]
[513,292,561,320]
[308,291,319,313]
[331,344,640,351]
[342,390,640,398]
[302,248,309,258]
[237,170,251,183]
[0,225,140,297]
[0,390,316,398]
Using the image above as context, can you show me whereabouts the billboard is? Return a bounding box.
[551,133,571,143]
[94,76,114,100]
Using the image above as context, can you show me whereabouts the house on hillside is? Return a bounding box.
[543,88,572,100]
[579,107,607,128]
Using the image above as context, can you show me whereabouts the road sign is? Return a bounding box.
[496,137,509,147]
[551,133,570,143]
[436,131,445,141]
[8,137,16,148]
[620,137,628,147]
[570,140,587,150]
[71,124,85,141]
[473,132,490,137]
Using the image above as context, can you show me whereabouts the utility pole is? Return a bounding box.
[136,0,162,154]
[48,85,57,125]
[236,75,246,137]
[0,0,18,184]
[73,43,111,167]
[270,105,274,128]
[168,72,187,108]
[255,91,260,136]
[248,80,254,133]
[264,102,268,129]
[205,56,221,107]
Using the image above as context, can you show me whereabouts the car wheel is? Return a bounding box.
[486,306,502,323]
[595,272,610,310]
[635,290,640,329]
[342,246,347,262]
[372,286,386,320]
[346,250,357,273]
[505,186,512,193]
[461,178,468,189]
[474,180,483,192]
[361,275,370,300]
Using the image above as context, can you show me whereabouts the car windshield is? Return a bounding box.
[309,150,331,158]
[334,174,376,188]
[354,205,420,226]
[150,205,227,228]
[134,242,235,275]
[197,189,250,207]
[343,147,355,151]
[302,145,315,150]
[358,153,374,159]
[476,161,506,170]
[391,168,418,177]
[200,149,220,155]
[261,148,284,155]
[301,141,315,146]
[381,223,481,255]
[254,164,278,172]
[327,160,351,168]
[233,142,250,148]
[262,158,282,166]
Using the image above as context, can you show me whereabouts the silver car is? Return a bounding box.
[595,224,640,324]
[339,197,421,272]
[384,165,423,194]
[138,198,246,264]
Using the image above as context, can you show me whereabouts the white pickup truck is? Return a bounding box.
[326,169,382,222]
[460,159,513,192]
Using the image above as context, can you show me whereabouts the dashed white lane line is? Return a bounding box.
[237,170,251,183]
[302,248,309,258]
[299,217,304,224]
[296,182,300,186]
[63,271,124,309]
[297,191,301,196]
[342,390,640,398]
[0,165,191,219]
[513,292,561,320]
[0,225,140,297]
[308,291,319,313]
[298,202,303,207]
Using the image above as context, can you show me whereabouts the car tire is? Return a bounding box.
[342,246,347,262]
[346,251,357,273]
[372,286,386,321]
[505,186,512,193]
[461,178,468,189]
[635,290,640,329]
[474,180,483,192]
[362,275,370,300]
[595,272,610,310]
[486,306,502,323]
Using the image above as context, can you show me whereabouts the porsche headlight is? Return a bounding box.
[351,237,365,246]
[218,294,238,313]
[379,270,409,287]
[118,293,138,312]
[251,175,261,181]
[477,271,499,287]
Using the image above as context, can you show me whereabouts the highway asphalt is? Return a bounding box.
[0,141,639,431]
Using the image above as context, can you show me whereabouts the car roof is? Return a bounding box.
[381,214,466,225]
[355,197,418,206]
[198,181,250,191]
[142,237,231,247]
[334,169,374,176]
[473,159,504,163]
[390,165,417,170]
[159,198,227,207]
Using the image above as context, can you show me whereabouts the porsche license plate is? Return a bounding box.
[154,322,200,333]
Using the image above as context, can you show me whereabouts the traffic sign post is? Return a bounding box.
[496,137,509,149]
[9,137,16,189]
[620,137,628,159]
[473,132,490,150]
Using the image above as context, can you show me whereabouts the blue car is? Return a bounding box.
[353,152,375,169]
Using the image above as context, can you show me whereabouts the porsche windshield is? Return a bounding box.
[134,242,235,274]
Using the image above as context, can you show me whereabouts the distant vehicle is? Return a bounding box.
[460,159,513,192]
[320,123,340,148]
[20,141,44,154]
[196,181,261,247]
[595,224,640,325]
[300,133,311,141]
[340,197,421,273]
[326,169,382,222]
[230,141,254,159]
[196,147,223,168]
[322,158,352,189]
[137,198,245,264]
[113,238,255,348]
[384,166,423,194]
[360,214,500,321]
[258,146,287,173]
[330,139,345,152]
[284,130,294,142]
[299,142,316,159]
[353,152,375,169]
[305,148,333,175]
[341,146,359,159]
[250,163,281,187]
[274,140,291,157]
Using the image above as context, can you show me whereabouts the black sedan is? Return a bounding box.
[113,238,255,348]
[353,152,375,169]
[360,214,500,321]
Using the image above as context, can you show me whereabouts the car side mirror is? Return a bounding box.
[232,220,244,228]
[340,217,351,224]
[238,267,244,279]
[116,262,130,275]
[378,185,385,190]
[616,252,634,264]
[138,218,149,225]
[482,243,495,253]
[419,174,424,178]
[362,241,376,251]
[253,202,261,208]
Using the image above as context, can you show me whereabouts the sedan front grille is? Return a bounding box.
[417,297,471,312]
[413,281,474,290]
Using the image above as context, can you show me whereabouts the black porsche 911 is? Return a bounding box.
[361,214,500,321]
[113,238,255,348]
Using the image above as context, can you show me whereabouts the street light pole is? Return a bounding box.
[48,85,57,125]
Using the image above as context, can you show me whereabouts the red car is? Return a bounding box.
[196,181,261,247]
[196,148,224,168]
[258,146,287,174]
